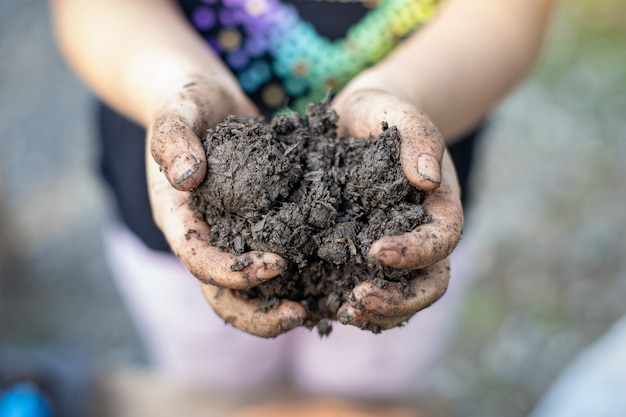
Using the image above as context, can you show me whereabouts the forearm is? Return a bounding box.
[49,0,240,127]
[348,0,555,142]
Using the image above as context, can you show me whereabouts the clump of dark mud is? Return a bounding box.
[190,99,431,335]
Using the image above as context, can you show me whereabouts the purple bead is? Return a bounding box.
[265,0,281,11]
[223,0,244,8]
[246,1,280,24]
[244,37,268,57]
[243,19,266,34]
[219,8,238,27]
[233,10,249,24]
[226,50,250,69]
[191,7,216,31]
[275,4,297,24]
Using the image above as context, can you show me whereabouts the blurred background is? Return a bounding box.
[0,0,625,416]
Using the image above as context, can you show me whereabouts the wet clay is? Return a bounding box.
[190,99,431,335]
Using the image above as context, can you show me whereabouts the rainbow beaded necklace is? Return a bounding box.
[186,0,439,113]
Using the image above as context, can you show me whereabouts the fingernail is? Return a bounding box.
[417,154,441,185]
[170,154,201,185]
[374,249,401,266]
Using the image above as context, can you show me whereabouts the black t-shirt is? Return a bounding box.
[98,0,481,252]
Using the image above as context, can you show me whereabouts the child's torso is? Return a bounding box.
[177,0,439,116]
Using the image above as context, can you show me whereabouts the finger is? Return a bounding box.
[149,82,256,191]
[147,148,286,288]
[150,97,209,191]
[349,258,450,317]
[338,259,450,331]
[201,285,308,338]
[335,89,445,191]
[368,151,463,269]
[337,305,410,333]
[399,114,444,192]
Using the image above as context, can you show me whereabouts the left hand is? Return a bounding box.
[331,88,463,331]
[146,77,308,338]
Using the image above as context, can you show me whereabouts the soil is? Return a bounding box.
[190,99,431,335]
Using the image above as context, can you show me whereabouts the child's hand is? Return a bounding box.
[332,89,463,331]
[148,77,252,191]
[337,259,450,332]
[147,78,307,337]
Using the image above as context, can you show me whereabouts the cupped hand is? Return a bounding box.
[149,76,252,191]
[336,259,450,332]
[147,77,307,337]
[332,88,463,330]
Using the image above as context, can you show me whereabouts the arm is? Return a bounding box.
[333,0,555,330]
[50,0,237,128]
[50,0,251,189]
[50,0,307,337]
[339,0,556,142]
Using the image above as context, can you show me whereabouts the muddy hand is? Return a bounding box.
[149,77,257,191]
[333,89,445,192]
[333,89,463,269]
[369,149,462,269]
[337,258,450,332]
[146,79,306,336]
[148,129,287,283]
[331,89,461,330]
[147,78,281,283]
[147,134,306,337]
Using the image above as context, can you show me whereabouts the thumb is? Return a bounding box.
[149,97,208,191]
[335,90,444,192]
[397,109,445,192]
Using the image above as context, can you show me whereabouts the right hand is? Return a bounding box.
[331,88,462,331]
[146,76,308,338]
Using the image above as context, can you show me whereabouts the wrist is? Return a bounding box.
[340,65,426,113]
[145,72,251,134]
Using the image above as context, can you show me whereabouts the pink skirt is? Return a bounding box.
[102,223,474,399]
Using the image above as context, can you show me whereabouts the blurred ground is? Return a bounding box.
[0,1,625,416]
[0,0,145,367]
